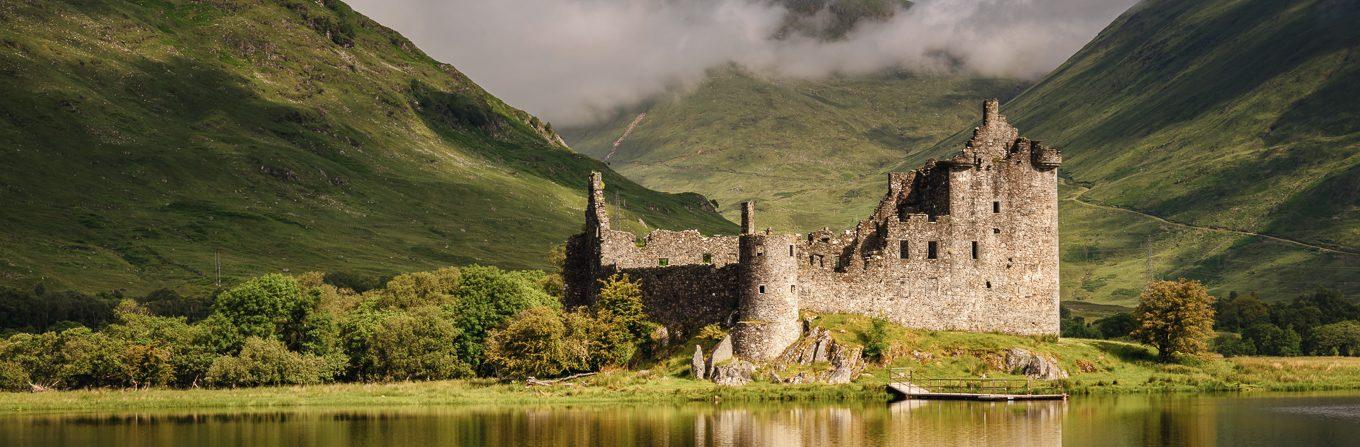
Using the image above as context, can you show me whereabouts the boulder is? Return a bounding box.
[706,335,733,378]
[770,326,865,384]
[710,359,756,386]
[1004,348,1068,380]
[691,345,707,380]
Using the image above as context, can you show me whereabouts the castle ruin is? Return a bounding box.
[564,100,1062,359]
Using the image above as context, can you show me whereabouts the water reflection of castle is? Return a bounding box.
[693,401,1065,446]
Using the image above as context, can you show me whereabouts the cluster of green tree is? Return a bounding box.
[0,287,210,334]
[1212,290,1360,357]
[1059,308,1135,340]
[1063,280,1360,360]
[0,266,653,392]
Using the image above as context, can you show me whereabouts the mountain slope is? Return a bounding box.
[561,68,1028,230]
[0,0,735,293]
[920,0,1360,302]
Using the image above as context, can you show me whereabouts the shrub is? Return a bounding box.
[862,318,892,363]
[342,306,470,381]
[696,324,726,342]
[379,267,461,309]
[1095,313,1136,339]
[54,327,127,388]
[0,361,29,392]
[485,306,576,378]
[212,274,320,352]
[1308,321,1360,356]
[1061,315,1102,339]
[204,337,339,388]
[592,274,654,342]
[450,265,557,368]
[1213,333,1256,357]
[1131,279,1217,361]
[566,309,636,371]
[1242,323,1302,356]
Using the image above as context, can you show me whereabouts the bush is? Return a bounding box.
[1308,321,1360,356]
[592,274,654,343]
[53,327,127,388]
[212,274,320,352]
[862,318,891,362]
[1242,323,1302,356]
[378,267,461,309]
[1132,279,1217,361]
[450,265,557,368]
[1095,313,1136,339]
[1213,333,1256,357]
[485,307,576,379]
[0,360,30,392]
[205,337,339,388]
[696,324,726,342]
[342,306,471,381]
[1061,315,1102,339]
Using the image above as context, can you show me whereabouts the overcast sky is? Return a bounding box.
[347,0,1140,126]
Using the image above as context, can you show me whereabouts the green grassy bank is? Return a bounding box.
[6,314,1360,414]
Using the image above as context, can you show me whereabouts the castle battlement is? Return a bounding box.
[564,100,1061,360]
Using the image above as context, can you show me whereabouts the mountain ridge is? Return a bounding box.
[0,0,735,293]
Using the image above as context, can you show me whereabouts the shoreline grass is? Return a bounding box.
[6,354,1360,414]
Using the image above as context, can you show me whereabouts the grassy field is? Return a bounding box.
[0,0,734,295]
[6,313,1360,413]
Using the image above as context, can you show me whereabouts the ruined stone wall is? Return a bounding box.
[794,100,1059,335]
[563,176,743,334]
[564,99,1061,355]
[608,263,740,335]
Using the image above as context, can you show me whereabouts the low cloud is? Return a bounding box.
[348,0,1138,126]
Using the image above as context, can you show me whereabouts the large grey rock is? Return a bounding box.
[1004,348,1068,380]
[769,326,865,384]
[710,359,756,386]
[691,345,707,380]
[706,335,733,379]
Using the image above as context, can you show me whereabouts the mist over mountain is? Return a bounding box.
[346,0,1136,125]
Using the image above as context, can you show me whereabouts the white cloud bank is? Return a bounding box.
[347,0,1139,125]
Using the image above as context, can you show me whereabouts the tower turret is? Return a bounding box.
[733,232,802,360]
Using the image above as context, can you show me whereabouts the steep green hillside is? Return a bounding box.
[560,68,1027,230]
[0,0,734,294]
[922,0,1360,302]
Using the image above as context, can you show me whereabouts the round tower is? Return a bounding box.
[733,209,802,359]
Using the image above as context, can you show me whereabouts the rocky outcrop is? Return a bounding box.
[768,327,865,384]
[1004,348,1068,380]
[706,335,733,379]
[691,345,707,380]
[710,359,756,386]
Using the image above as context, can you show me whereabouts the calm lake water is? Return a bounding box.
[3,393,1360,446]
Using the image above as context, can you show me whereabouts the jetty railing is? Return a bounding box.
[889,368,1066,395]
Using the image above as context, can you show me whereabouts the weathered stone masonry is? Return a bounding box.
[565,100,1062,360]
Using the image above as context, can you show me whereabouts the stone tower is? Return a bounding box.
[733,203,802,360]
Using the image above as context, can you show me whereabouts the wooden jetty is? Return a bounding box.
[886,370,1068,402]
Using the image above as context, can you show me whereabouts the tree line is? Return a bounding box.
[0,265,656,391]
[1062,280,1360,359]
